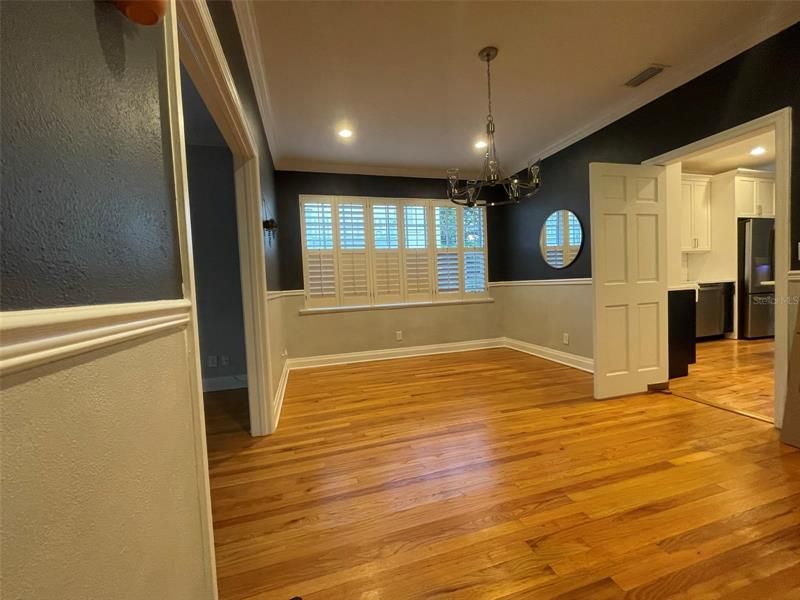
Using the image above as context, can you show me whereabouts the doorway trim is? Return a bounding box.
[175,0,275,437]
[643,107,792,427]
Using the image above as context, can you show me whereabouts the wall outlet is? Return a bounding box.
[562,333,570,346]
[220,355,230,367]
[395,330,403,341]
[281,348,288,358]
[207,355,218,368]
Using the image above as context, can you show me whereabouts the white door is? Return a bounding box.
[590,163,668,399]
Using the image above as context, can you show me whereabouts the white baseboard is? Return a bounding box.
[502,337,594,373]
[287,338,506,370]
[202,374,247,393]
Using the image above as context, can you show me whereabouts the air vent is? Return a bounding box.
[625,64,668,88]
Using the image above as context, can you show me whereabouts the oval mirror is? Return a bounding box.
[539,210,583,269]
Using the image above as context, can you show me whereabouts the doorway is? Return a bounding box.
[644,110,791,425]
[590,109,791,425]
[181,67,251,432]
[662,128,778,422]
[174,0,275,437]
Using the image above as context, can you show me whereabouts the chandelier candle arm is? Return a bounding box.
[446,46,542,207]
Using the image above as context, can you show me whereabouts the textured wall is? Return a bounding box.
[491,23,800,281]
[207,0,281,290]
[0,1,182,309]
[186,145,248,379]
[1,331,212,600]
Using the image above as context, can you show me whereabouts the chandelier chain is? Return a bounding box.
[486,58,492,118]
[445,46,541,207]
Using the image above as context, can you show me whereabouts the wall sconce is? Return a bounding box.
[113,0,167,26]
[263,218,278,246]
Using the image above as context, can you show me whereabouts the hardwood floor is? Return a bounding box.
[204,348,800,599]
[670,338,774,421]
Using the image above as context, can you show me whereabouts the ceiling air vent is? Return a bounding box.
[625,64,669,88]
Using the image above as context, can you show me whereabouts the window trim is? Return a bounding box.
[299,195,489,310]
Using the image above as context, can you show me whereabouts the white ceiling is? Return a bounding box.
[682,130,776,174]
[246,2,799,178]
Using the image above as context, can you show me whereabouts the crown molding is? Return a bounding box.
[231,0,280,158]
[276,158,479,181]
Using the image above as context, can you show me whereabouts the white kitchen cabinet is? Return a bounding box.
[680,174,711,252]
[733,170,775,217]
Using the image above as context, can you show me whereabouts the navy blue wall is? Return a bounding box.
[491,23,800,281]
[0,1,183,309]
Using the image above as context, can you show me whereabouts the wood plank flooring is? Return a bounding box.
[670,338,774,421]
[204,348,800,599]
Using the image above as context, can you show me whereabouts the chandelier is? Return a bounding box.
[446,47,541,207]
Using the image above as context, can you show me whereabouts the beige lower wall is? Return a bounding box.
[492,283,594,359]
[268,296,288,397]
[269,282,593,361]
[275,294,501,358]
[1,330,213,600]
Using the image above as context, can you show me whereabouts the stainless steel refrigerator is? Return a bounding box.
[738,218,775,338]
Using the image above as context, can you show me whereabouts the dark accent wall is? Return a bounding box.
[207,0,281,290]
[274,170,484,290]
[186,145,247,379]
[490,23,800,281]
[0,1,183,309]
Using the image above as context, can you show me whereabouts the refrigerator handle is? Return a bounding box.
[744,219,753,294]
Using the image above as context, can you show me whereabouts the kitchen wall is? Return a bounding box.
[0,1,214,598]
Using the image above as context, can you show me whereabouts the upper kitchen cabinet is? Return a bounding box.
[729,169,776,217]
[681,174,712,252]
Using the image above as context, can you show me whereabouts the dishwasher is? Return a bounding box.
[696,283,733,338]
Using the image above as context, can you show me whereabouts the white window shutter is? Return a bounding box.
[402,203,432,302]
[301,199,338,307]
[337,201,370,305]
[371,202,404,304]
[463,206,488,295]
[433,204,461,298]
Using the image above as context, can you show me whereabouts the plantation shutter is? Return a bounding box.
[434,204,461,298]
[566,211,582,265]
[337,200,370,305]
[301,199,337,307]
[463,206,488,295]
[402,202,433,302]
[371,201,403,304]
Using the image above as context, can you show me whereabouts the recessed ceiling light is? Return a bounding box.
[750,146,766,156]
[474,140,488,149]
[338,128,353,138]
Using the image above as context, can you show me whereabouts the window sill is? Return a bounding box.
[298,297,494,316]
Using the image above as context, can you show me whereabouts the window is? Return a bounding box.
[300,196,489,308]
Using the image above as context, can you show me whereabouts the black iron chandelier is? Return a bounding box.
[446,46,542,207]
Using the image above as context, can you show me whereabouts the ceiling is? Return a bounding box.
[246,2,799,178]
[682,130,776,174]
